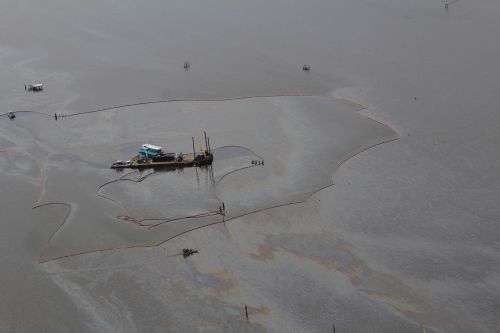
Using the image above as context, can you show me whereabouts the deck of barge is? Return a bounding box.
[130,153,213,169]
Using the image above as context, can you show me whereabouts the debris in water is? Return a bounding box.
[182,248,198,258]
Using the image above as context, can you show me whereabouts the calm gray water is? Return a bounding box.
[1,0,499,332]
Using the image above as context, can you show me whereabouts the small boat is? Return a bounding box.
[7,111,15,120]
[29,84,43,92]
[110,160,132,169]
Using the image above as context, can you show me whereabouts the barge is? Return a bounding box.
[111,135,213,170]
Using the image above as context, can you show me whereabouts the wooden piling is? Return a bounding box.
[192,137,196,158]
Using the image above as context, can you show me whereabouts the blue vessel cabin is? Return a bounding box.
[139,144,164,158]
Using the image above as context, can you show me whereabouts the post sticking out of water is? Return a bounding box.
[192,137,196,159]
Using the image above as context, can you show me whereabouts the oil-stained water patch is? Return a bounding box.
[0,151,40,181]
[15,95,397,261]
[0,136,15,150]
[37,148,261,261]
[244,231,429,331]
[183,264,237,292]
[101,147,259,222]
[264,233,424,311]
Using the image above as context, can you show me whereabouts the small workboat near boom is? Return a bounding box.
[111,134,213,169]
